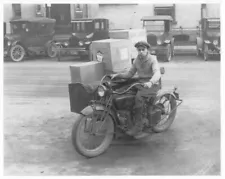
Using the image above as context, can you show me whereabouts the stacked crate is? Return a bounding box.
[91,39,132,73]
[109,29,147,61]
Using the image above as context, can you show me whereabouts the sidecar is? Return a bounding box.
[68,81,100,113]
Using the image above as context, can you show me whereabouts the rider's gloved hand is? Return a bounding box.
[143,81,153,88]
[111,74,119,80]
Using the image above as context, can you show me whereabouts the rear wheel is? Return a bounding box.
[203,43,209,61]
[164,44,172,62]
[72,110,114,158]
[152,94,177,133]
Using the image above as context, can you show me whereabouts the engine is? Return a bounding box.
[113,94,135,110]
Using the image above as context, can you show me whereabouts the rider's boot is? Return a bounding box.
[126,107,149,139]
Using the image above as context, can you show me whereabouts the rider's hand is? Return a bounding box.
[111,74,119,80]
[143,82,153,88]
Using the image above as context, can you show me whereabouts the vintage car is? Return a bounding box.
[56,18,110,61]
[196,17,220,61]
[141,16,174,62]
[4,17,57,62]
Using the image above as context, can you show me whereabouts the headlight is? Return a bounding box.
[205,40,211,44]
[79,41,84,46]
[164,40,170,44]
[7,41,11,46]
[86,33,94,39]
[85,41,91,45]
[157,39,162,45]
[64,42,69,46]
[72,33,76,36]
[213,40,218,46]
[97,85,106,97]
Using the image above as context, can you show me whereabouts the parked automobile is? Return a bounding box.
[141,16,175,62]
[56,18,110,61]
[196,17,220,61]
[4,17,57,62]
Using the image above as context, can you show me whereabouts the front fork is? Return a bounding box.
[84,96,114,135]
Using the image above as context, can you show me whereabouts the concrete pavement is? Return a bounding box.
[3,55,220,175]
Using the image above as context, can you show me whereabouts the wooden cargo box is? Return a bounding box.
[91,39,131,73]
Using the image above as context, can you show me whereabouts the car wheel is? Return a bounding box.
[203,44,209,61]
[47,43,58,58]
[165,44,172,62]
[10,44,25,62]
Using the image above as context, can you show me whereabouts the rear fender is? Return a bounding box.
[154,89,178,103]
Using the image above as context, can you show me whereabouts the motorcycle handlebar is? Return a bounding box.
[112,83,143,95]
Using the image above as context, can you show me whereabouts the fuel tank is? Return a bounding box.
[113,94,135,110]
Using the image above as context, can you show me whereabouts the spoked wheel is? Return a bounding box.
[152,94,177,133]
[164,44,172,62]
[72,110,114,158]
[10,44,25,62]
[47,43,58,58]
[203,44,209,61]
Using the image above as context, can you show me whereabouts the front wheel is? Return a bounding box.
[71,110,114,158]
[152,94,177,133]
[47,42,58,58]
[10,44,25,62]
[203,43,209,61]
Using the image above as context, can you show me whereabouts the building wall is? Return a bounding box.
[4,4,39,22]
[175,4,201,28]
[4,4,13,22]
[96,4,154,30]
[206,3,220,18]
[91,3,219,30]
[21,4,37,18]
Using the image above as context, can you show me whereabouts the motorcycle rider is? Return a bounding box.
[111,41,161,139]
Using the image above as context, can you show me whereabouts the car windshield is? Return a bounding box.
[72,21,94,33]
[208,20,220,29]
[143,21,165,32]
[11,22,29,34]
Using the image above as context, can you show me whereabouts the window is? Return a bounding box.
[101,22,105,29]
[12,4,21,18]
[95,22,100,30]
[154,4,176,23]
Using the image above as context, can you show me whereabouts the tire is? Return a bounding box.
[71,110,114,158]
[196,49,200,56]
[152,94,177,133]
[164,44,172,62]
[47,42,58,58]
[10,44,25,62]
[203,43,209,61]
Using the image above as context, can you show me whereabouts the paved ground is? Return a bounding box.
[3,55,220,175]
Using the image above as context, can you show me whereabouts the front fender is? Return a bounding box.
[11,41,19,46]
[80,105,105,116]
[80,104,119,127]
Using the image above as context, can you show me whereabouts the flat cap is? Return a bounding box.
[134,41,151,49]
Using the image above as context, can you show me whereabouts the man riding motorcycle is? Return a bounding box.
[111,41,161,139]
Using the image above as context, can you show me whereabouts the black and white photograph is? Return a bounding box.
[2,0,222,176]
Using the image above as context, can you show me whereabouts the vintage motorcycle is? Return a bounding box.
[70,67,182,158]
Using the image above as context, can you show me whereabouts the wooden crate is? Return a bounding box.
[91,39,132,73]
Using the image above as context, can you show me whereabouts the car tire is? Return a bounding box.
[10,44,25,62]
[47,42,58,58]
[165,44,172,62]
[203,43,209,61]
